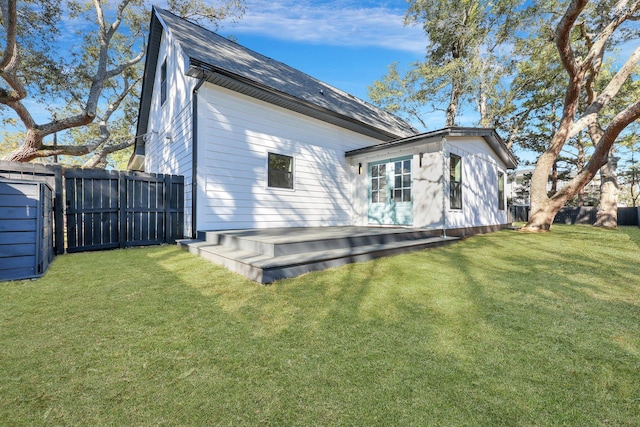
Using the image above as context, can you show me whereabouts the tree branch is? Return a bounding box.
[567,44,640,139]
[83,138,134,168]
[555,0,589,78]
[105,50,144,79]
[0,0,17,70]
[579,0,639,73]
[552,99,640,202]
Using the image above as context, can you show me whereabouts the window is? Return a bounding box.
[160,59,167,106]
[498,171,505,210]
[393,159,411,202]
[268,153,293,189]
[371,163,386,203]
[450,154,462,209]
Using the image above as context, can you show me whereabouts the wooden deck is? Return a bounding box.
[178,226,459,284]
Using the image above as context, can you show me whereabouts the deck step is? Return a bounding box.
[179,228,458,283]
[196,227,443,257]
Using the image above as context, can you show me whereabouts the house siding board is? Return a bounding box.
[196,84,381,230]
[144,30,194,237]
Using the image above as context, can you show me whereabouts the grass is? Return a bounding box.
[1,225,639,426]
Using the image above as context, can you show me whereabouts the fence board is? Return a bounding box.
[618,207,638,226]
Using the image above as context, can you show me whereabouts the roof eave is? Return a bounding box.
[345,126,518,169]
[186,61,407,141]
[129,7,163,170]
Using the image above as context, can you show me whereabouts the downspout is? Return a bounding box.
[441,136,447,238]
[191,74,206,239]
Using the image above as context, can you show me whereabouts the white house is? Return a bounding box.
[129,7,518,283]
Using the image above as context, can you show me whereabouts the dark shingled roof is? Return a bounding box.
[135,7,417,146]
[345,127,518,169]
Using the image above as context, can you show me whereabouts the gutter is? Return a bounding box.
[191,74,206,238]
[441,136,447,238]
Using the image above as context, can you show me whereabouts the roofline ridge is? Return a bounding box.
[153,6,416,134]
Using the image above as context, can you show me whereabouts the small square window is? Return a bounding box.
[268,153,293,189]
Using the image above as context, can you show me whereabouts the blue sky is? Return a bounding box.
[14,0,440,135]
[217,0,444,129]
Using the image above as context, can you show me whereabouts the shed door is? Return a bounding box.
[368,157,412,226]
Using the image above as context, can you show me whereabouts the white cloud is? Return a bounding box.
[229,0,428,54]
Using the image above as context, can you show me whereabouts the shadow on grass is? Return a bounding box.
[3,227,639,426]
[148,228,640,424]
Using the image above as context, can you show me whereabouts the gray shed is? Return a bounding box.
[0,180,54,281]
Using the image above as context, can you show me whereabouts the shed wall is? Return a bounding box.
[0,181,53,281]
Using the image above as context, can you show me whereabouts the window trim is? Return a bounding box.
[449,153,462,210]
[392,158,412,203]
[267,152,294,190]
[160,58,167,106]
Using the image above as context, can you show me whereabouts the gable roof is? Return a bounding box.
[134,7,417,150]
[345,127,518,169]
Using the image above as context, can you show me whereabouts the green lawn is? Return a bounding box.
[1,226,639,426]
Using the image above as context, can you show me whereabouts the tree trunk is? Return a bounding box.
[594,146,618,228]
[576,140,585,206]
[523,197,565,231]
[550,160,558,196]
[523,151,559,231]
[446,81,461,127]
[631,149,638,207]
[4,128,43,162]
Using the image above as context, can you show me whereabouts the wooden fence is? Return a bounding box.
[509,205,639,226]
[0,161,184,254]
[65,168,184,252]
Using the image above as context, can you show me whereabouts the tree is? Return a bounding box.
[368,0,520,129]
[0,0,244,167]
[618,129,640,207]
[522,0,640,231]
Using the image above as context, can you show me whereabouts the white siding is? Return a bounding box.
[349,136,510,230]
[144,29,196,237]
[414,147,445,229]
[445,137,509,228]
[195,84,383,230]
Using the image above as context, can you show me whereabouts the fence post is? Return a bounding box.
[119,172,127,248]
[53,167,63,254]
[164,174,170,244]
